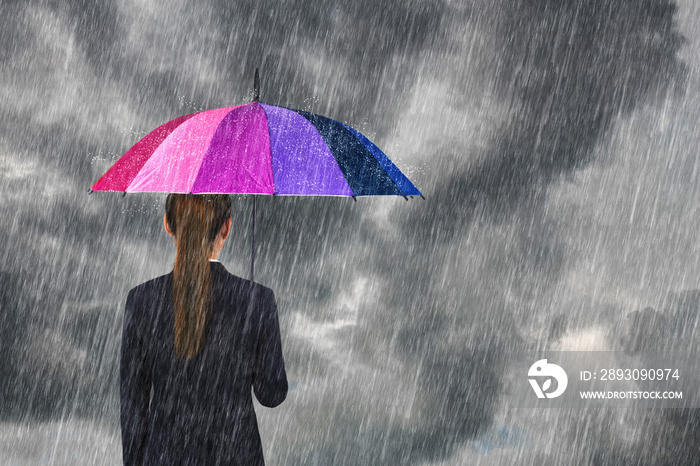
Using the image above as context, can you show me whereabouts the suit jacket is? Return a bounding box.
[120,261,287,466]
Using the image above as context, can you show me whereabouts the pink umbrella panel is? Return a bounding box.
[91,102,422,198]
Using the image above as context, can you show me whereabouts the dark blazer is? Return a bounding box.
[120,261,287,466]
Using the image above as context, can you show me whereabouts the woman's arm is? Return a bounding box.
[120,288,151,466]
[252,288,288,408]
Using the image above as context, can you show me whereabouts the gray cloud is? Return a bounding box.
[568,291,700,466]
[0,0,695,464]
[336,0,689,462]
[0,269,121,422]
[406,0,687,243]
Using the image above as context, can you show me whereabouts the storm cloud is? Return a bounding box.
[408,0,687,241]
[0,0,697,465]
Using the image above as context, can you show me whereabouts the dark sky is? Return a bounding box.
[1,0,699,464]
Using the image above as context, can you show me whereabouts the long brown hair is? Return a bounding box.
[165,194,232,360]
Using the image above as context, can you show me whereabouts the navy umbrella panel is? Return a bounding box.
[292,109,422,198]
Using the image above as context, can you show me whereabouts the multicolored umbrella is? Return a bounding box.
[90,104,421,199]
[90,72,422,279]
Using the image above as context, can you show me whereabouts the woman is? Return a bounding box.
[120,194,287,465]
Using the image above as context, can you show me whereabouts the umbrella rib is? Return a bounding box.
[257,102,276,195]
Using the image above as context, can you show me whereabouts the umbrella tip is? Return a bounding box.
[420,194,425,200]
[352,195,357,202]
[87,188,93,195]
[188,192,193,199]
[253,68,260,102]
[122,191,127,198]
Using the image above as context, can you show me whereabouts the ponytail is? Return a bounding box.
[165,194,232,360]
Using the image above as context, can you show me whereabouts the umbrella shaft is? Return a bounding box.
[251,196,256,282]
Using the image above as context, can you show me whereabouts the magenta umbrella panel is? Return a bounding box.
[91,102,422,198]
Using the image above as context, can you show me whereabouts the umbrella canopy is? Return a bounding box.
[90,102,422,199]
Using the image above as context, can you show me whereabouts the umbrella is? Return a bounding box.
[90,70,422,279]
